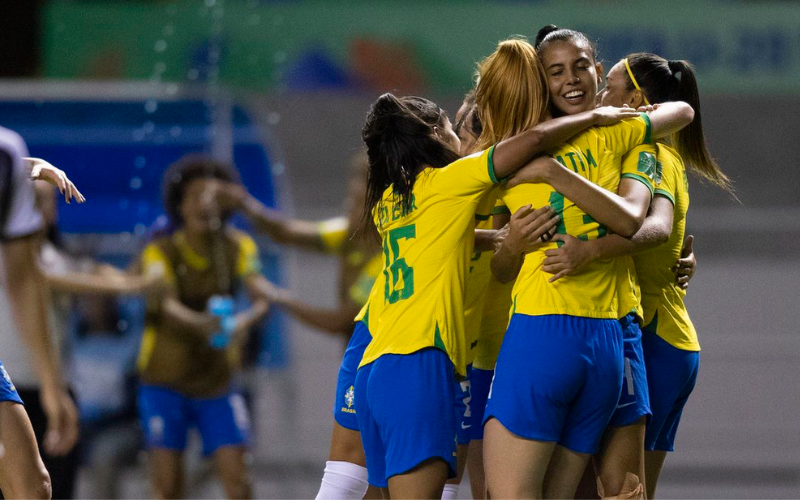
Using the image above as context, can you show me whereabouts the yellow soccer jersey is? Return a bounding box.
[358,148,500,376]
[633,144,699,351]
[462,188,499,365]
[473,201,514,371]
[614,144,657,320]
[499,114,651,319]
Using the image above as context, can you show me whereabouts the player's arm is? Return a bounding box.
[508,157,650,238]
[252,277,361,336]
[542,195,674,282]
[211,182,329,251]
[491,106,640,180]
[230,274,271,344]
[45,261,164,295]
[490,205,560,284]
[646,102,695,139]
[140,246,220,340]
[1,233,79,455]
[474,229,508,253]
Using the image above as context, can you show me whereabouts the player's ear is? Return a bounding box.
[595,61,604,86]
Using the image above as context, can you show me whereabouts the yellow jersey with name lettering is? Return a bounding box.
[633,144,699,351]
[499,114,652,319]
[358,148,499,376]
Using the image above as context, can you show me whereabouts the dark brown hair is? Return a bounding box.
[624,53,733,193]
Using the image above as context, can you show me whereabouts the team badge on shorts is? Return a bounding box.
[345,385,355,409]
[0,366,16,392]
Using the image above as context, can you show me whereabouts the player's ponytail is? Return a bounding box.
[361,93,460,228]
[625,53,734,194]
[475,37,548,151]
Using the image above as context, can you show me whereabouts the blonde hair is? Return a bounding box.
[475,37,549,151]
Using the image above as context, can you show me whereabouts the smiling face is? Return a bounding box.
[598,60,641,108]
[540,39,602,116]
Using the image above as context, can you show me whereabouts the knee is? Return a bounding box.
[21,467,52,500]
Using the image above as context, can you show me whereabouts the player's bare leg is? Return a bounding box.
[386,457,449,500]
[322,421,380,499]
[484,418,556,499]
[213,445,252,499]
[542,444,591,499]
[644,450,667,499]
[443,443,469,499]
[467,439,486,499]
[148,448,185,499]
[594,418,646,498]
[0,402,51,499]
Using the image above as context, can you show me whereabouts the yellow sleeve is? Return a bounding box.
[235,233,262,277]
[348,254,383,306]
[428,147,498,198]
[620,144,657,197]
[597,113,652,154]
[140,243,175,285]
[654,150,680,206]
[318,216,349,253]
[492,198,511,216]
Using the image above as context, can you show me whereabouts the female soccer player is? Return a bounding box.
[482,37,694,498]
[137,156,269,500]
[211,155,384,500]
[542,52,731,499]
[353,56,642,495]
[453,92,560,500]
[526,25,660,499]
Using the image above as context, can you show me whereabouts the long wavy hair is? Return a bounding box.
[475,37,549,150]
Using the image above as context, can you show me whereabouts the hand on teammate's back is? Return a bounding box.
[674,234,696,289]
[40,385,80,456]
[26,158,86,204]
[502,205,560,255]
[542,234,595,282]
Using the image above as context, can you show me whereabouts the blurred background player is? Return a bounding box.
[0,181,163,499]
[136,155,269,499]
[208,153,384,500]
[0,131,83,499]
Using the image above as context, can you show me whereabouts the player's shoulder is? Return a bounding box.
[0,126,27,160]
[227,227,258,250]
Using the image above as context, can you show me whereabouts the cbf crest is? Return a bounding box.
[1,366,15,392]
[345,385,355,408]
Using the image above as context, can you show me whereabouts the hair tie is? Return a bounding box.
[623,58,650,106]
[667,60,683,79]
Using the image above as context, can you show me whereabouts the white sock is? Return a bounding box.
[442,483,460,500]
[315,460,369,500]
